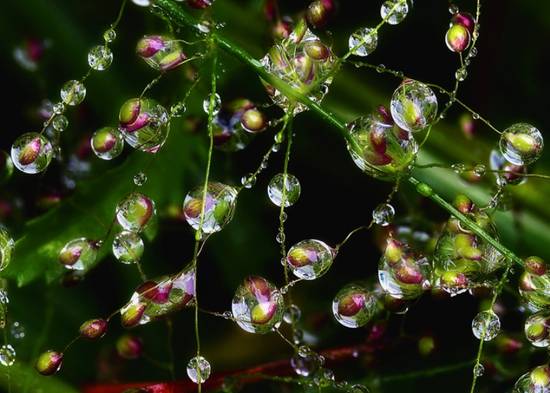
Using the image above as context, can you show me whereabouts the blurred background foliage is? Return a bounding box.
[0,0,549,392]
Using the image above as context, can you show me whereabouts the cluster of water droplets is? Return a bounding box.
[261,19,337,114]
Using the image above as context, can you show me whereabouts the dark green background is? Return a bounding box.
[0,0,549,392]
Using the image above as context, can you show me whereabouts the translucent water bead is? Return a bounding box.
[519,256,550,311]
[290,347,322,377]
[202,93,221,116]
[378,238,431,300]
[380,0,409,25]
[433,195,505,295]
[513,365,550,393]
[286,239,335,280]
[120,266,195,328]
[332,283,379,328]
[390,80,438,133]
[267,173,301,207]
[231,276,285,334]
[136,36,187,72]
[88,45,113,71]
[261,19,337,114]
[499,123,543,166]
[346,107,418,181]
[183,182,238,234]
[58,238,99,271]
[0,344,15,366]
[490,149,527,186]
[348,28,378,57]
[525,310,550,347]
[373,203,395,226]
[211,99,259,152]
[0,228,14,272]
[116,192,156,232]
[91,127,124,160]
[472,310,500,341]
[118,98,169,153]
[60,80,86,106]
[186,356,211,384]
[112,231,144,264]
[131,0,151,5]
[11,133,53,174]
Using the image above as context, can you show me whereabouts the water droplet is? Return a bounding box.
[332,283,378,328]
[380,0,409,25]
[473,363,484,377]
[53,102,65,114]
[240,173,256,189]
[489,149,526,186]
[472,113,480,120]
[455,67,468,81]
[449,4,459,14]
[52,115,68,132]
[88,45,113,71]
[183,182,238,234]
[103,29,117,43]
[186,356,211,384]
[472,310,500,341]
[390,80,438,133]
[202,93,221,116]
[131,0,151,6]
[267,173,301,207]
[291,349,321,377]
[372,203,395,226]
[346,110,418,180]
[473,164,486,177]
[283,304,302,324]
[0,344,16,366]
[91,127,124,160]
[116,192,156,232]
[113,231,144,264]
[170,103,187,118]
[379,238,431,300]
[451,163,466,173]
[276,232,285,243]
[119,97,169,153]
[60,80,86,106]
[287,239,334,280]
[348,27,378,57]
[133,172,147,186]
[137,35,187,72]
[499,123,544,166]
[59,238,98,271]
[231,276,284,334]
[11,133,53,174]
[11,321,25,340]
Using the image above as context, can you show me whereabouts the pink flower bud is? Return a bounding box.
[116,335,143,359]
[35,350,63,376]
[80,318,108,340]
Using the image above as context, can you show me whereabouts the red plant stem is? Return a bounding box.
[82,343,375,393]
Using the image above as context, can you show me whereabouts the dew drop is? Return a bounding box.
[88,45,113,71]
[186,356,211,384]
[133,172,147,186]
[372,203,395,226]
[348,28,378,57]
[0,344,16,366]
[60,80,86,106]
[267,173,301,207]
[380,0,409,25]
[472,310,500,341]
[202,93,221,116]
